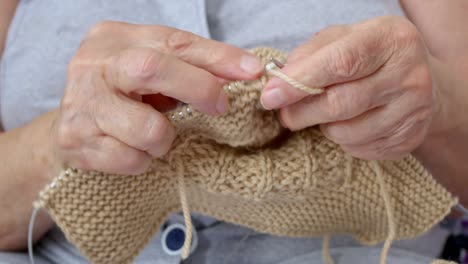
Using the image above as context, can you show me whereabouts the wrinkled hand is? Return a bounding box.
[53,21,263,174]
[261,16,436,160]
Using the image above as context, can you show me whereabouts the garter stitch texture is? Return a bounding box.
[35,47,458,264]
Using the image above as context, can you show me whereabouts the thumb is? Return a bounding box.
[261,25,350,110]
[261,24,389,110]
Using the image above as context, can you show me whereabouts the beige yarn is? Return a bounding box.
[35,47,457,264]
[265,59,324,95]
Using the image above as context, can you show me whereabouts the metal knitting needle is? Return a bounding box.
[265,57,286,72]
[270,58,285,69]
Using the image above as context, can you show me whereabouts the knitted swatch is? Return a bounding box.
[35,48,457,264]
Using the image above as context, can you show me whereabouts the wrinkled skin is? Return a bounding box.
[261,16,435,161]
[53,21,263,175]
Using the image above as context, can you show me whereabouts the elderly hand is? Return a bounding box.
[52,21,263,174]
[261,16,436,160]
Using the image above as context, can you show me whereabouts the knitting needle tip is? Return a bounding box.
[270,58,285,69]
[265,57,286,71]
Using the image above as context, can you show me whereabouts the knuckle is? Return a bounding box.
[374,15,400,28]
[56,96,98,151]
[122,152,149,174]
[387,124,411,146]
[321,123,350,144]
[324,88,346,119]
[410,66,434,95]
[314,27,330,36]
[55,120,79,150]
[318,24,349,36]
[326,45,361,79]
[365,142,390,160]
[419,67,434,91]
[60,91,76,112]
[378,118,428,159]
[204,47,230,66]
[138,51,164,78]
[120,48,165,81]
[143,112,170,147]
[402,128,426,152]
[67,57,86,76]
[62,73,101,111]
[67,51,98,76]
[394,108,431,140]
[86,20,116,38]
[320,123,337,141]
[165,29,198,55]
[194,77,220,105]
[390,110,430,146]
[389,18,421,46]
[111,48,169,92]
[279,108,300,131]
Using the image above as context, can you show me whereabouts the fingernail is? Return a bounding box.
[240,55,263,75]
[216,90,229,114]
[261,88,285,110]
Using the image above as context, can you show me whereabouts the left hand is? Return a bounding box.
[261,16,436,160]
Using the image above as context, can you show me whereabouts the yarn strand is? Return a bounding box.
[34,48,458,264]
[322,234,334,264]
[266,59,398,264]
[177,166,193,260]
[174,59,325,261]
[371,161,396,264]
[265,62,324,95]
[28,207,40,264]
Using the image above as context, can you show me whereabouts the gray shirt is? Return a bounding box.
[0,1,446,263]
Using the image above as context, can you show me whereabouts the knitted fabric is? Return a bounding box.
[35,48,457,264]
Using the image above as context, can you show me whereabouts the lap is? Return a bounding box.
[0,213,449,264]
[0,251,47,264]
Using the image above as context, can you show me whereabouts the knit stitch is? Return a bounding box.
[34,47,457,264]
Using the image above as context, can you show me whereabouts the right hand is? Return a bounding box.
[52,21,263,175]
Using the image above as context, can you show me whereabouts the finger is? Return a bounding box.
[319,93,431,146]
[278,71,400,131]
[260,25,350,110]
[94,91,176,158]
[132,23,264,79]
[339,122,428,160]
[106,47,228,115]
[67,135,152,175]
[287,25,350,63]
[261,22,394,109]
